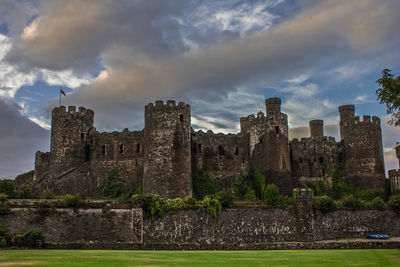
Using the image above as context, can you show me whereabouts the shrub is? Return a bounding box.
[264,184,280,206]
[250,170,265,199]
[192,171,218,200]
[330,170,351,200]
[23,230,44,248]
[199,196,221,217]
[388,194,400,212]
[314,195,337,213]
[102,168,122,198]
[315,181,329,196]
[135,185,143,195]
[279,195,296,207]
[42,187,55,199]
[0,237,6,248]
[0,193,7,202]
[0,180,15,198]
[63,194,84,208]
[244,189,257,202]
[0,201,10,215]
[232,174,250,200]
[367,197,386,210]
[17,183,32,199]
[215,190,233,209]
[12,234,24,247]
[184,197,197,206]
[0,225,8,236]
[341,195,366,210]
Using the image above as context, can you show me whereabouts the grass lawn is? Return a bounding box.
[0,249,399,266]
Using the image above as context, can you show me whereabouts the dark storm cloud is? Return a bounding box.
[0,97,49,178]
[5,0,188,73]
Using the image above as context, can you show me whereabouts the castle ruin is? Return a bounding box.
[29,97,386,197]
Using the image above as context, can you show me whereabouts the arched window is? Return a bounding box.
[101,145,106,155]
[234,146,239,155]
[275,126,280,134]
[180,114,184,122]
[136,143,141,153]
[119,144,124,154]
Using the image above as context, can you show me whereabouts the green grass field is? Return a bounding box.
[0,249,399,266]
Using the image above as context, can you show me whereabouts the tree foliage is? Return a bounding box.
[192,171,218,200]
[376,69,400,125]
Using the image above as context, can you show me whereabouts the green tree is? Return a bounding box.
[102,168,122,198]
[376,69,400,125]
[250,170,265,199]
[192,171,218,200]
[0,180,15,198]
[17,183,32,199]
[264,184,280,206]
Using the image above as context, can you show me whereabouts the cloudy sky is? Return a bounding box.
[0,0,400,179]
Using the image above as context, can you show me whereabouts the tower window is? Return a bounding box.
[180,114,184,122]
[218,145,224,156]
[136,143,141,153]
[101,145,106,155]
[81,133,85,141]
[319,157,324,164]
[119,144,124,154]
[259,137,263,144]
[235,146,239,155]
[275,126,280,134]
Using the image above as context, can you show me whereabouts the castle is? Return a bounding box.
[28,97,387,198]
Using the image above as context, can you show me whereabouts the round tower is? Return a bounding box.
[338,105,385,189]
[50,106,94,174]
[143,100,192,198]
[309,120,324,137]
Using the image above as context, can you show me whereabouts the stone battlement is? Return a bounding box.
[145,100,190,112]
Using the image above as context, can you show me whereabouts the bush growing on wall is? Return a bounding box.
[366,197,386,210]
[264,184,280,206]
[215,190,233,209]
[41,187,55,199]
[232,174,250,200]
[0,180,15,198]
[12,234,24,247]
[250,170,265,199]
[314,195,337,213]
[341,195,366,210]
[192,171,218,200]
[102,168,122,198]
[388,194,400,212]
[23,230,44,248]
[17,183,32,199]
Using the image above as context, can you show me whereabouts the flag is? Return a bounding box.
[60,87,66,96]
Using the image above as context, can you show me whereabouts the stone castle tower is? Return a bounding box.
[143,101,192,198]
[28,97,387,197]
[338,104,385,188]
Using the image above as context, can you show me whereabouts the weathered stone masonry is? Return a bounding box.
[26,97,386,197]
[1,197,399,248]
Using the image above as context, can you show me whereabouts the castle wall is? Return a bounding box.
[191,130,248,189]
[339,105,385,189]
[143,101,192,198]
[0,207,142,244]
[89,130,144,191]
[290,136,342,179]
[1,200,399,247]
